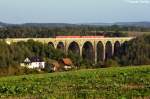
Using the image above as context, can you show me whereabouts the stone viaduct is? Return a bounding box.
[5,37,133,63]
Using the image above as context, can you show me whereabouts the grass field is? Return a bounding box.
[0,66,150,99]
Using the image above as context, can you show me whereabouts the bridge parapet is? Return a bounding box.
[5,37,133,44]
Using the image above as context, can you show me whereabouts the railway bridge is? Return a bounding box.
[5,36,133,63]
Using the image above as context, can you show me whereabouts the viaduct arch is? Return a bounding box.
[97,41,104,62]
[68,41,80,55]
[57,42,65,51]
[114,41,121,57]
[82,41,94,62]
[5,37,133,63]
[105,41,113,60]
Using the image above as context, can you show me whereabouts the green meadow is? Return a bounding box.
[0,66,150,99]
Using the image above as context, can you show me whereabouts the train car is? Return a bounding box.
[56,36,81,38]
[81,36,104,38]
[56,36,104,38]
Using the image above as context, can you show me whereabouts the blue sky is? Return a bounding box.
[0,0,150,23]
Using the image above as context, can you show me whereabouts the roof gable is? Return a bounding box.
[24,58,31,63]
[29,57,43,62]
[61,58,73,66]
[24,57,44,62]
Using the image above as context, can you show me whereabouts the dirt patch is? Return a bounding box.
[132,96,150,99]
[121,83,145,90]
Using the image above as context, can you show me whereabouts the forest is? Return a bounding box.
[0,25,150,38]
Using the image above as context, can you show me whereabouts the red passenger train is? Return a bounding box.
[56,36,104,38]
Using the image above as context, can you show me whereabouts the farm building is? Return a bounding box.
[59,58,73,70]
[20,57,45,69]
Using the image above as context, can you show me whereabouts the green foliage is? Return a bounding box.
[0,66,43,76]
[104,59,120,67]
[0,66,150,98]
[44,59,55,73]
[117,34,150,66]
[0,25,131,38]
[0,41,15,67]
[68,52,83,67]
[0,40,66,68]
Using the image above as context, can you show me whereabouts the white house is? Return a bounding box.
[20,57,45,69]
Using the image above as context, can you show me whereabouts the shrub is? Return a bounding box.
[104,59,120,68]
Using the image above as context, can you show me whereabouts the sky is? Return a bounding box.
[0,0,150,23]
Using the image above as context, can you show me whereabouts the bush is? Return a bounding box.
[0,65,44,76]
[104,59,120,68]
[44,62,53,73]
[94,61,105,68]
[67,52,83,67]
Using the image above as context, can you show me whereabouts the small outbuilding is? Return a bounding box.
[59,58,73,70]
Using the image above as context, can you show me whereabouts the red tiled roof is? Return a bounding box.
[62,58,73,65]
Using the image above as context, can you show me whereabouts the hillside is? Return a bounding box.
[80,22,150,27]
[0,22,6,27]
[115,22,150,27]
[21,23,77,28]
[0,66,150,98]
[1,21,150,28]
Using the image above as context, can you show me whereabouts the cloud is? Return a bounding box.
[125,0,150,4]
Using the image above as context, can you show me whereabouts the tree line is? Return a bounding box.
[116,34,150,66]
[1,25,150,38]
